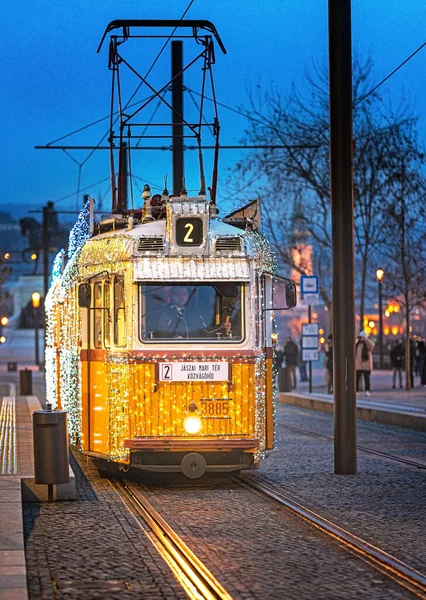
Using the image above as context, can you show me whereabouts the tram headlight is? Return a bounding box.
[184,415,202,435]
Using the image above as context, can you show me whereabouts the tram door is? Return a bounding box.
[81,276,127,454]
[262,274,275,449]
[88,280,110,453]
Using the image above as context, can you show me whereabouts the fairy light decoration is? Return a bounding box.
[44,192,280,463]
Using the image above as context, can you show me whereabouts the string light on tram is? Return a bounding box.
[1,316,8,326]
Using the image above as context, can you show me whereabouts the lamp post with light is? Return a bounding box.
[32,292,41,368]
[376,269,385,369]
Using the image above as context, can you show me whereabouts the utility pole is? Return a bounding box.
[328,0,357,474]
[172,40,184,195]
[42,203,51,301]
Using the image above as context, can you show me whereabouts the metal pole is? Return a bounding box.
[328,0,357,474]
[308,305,313,393]
[42,204,50,300]
[172,41,184,195]
[378,280,384,369]
[34,307,39,367]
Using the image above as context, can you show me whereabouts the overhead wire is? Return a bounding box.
[34,0,196,213]
[355,40,426,106]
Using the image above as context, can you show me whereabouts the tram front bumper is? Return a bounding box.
[125,437,260,476]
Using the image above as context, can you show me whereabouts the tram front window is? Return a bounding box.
[139,283,244,342]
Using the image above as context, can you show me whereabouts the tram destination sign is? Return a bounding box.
[159,362,230,382]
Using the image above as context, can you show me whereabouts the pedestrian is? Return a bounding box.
[355,331,375,396]
[283,336,299,389]
[415,337,426,383]
[389,339,404,389]
[324,334,333,394]
[408,337,416,388]
[298,338,308,382]
[418,338,426,387]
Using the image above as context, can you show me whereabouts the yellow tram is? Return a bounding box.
[45,196,296,478]
[43,20,296,478]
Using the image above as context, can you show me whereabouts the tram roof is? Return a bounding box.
[93,216,251,240]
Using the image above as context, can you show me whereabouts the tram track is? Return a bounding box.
[278,421,426,470]
[237,474,426,599]
[110,478,233,600]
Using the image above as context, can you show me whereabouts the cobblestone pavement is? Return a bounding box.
[23,452,188,600]
[24,451,416,600]
[138,475,415,599]
[21,392,426,599]
[263,405,426,573]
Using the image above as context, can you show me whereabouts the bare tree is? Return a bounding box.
[379,123,426,390]
[230,57,424,327]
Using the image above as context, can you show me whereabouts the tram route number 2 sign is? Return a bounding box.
[159,362,229,382]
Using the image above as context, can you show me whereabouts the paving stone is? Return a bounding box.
[0,550,26,567]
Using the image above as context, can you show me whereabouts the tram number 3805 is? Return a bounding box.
[200,400,230,418]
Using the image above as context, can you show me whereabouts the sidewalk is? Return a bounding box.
[295,367,426,407]
[280,367,426,430]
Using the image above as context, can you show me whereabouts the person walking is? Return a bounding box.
[324,334,333,394]
[298,338,308,382]
[414,336,424,378]
[414,335,424,377]
[390,339,404,389]
[418,338,426,387]
[283,336,299,389]
[408,337,416,388]
[355,331,375,396]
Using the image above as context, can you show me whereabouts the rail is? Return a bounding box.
[110,479,233,600]
[238,475,426,599]
[278,422,426,470]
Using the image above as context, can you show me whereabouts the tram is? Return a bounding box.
[44,20,297,478]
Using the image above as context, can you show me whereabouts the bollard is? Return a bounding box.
[20,369,33,395]
[278,366,292,392]
[33,405,69,502]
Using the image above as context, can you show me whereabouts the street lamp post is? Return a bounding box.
[376,269,385,370]
[32,292,41,368]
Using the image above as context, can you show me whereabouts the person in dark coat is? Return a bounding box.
[390,339,404,389]
[158,287,206,338]
[283,337,299,389]
[418,339,426,386]
[324,334,333,394]
[415,337,426,381]
[298,338,308,382]
[408,337,416,388]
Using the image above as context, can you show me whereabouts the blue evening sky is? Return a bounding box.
[2,0,426,220]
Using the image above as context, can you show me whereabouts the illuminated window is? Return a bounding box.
[114,276,126,347]
[104,281,111,349]
[139,282,244,343]
[94,282,103,349]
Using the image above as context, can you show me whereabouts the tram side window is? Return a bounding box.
[104,281,111,349]
[93,282,103,349]
[114,276,126,347]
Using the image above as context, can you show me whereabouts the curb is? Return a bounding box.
[279,392,426,432]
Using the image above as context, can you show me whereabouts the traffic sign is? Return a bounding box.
[300,275,318,295]
[302,323,319,336]
[302,336,319,349]
[300,293,320,306]
[303,349,319,362]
